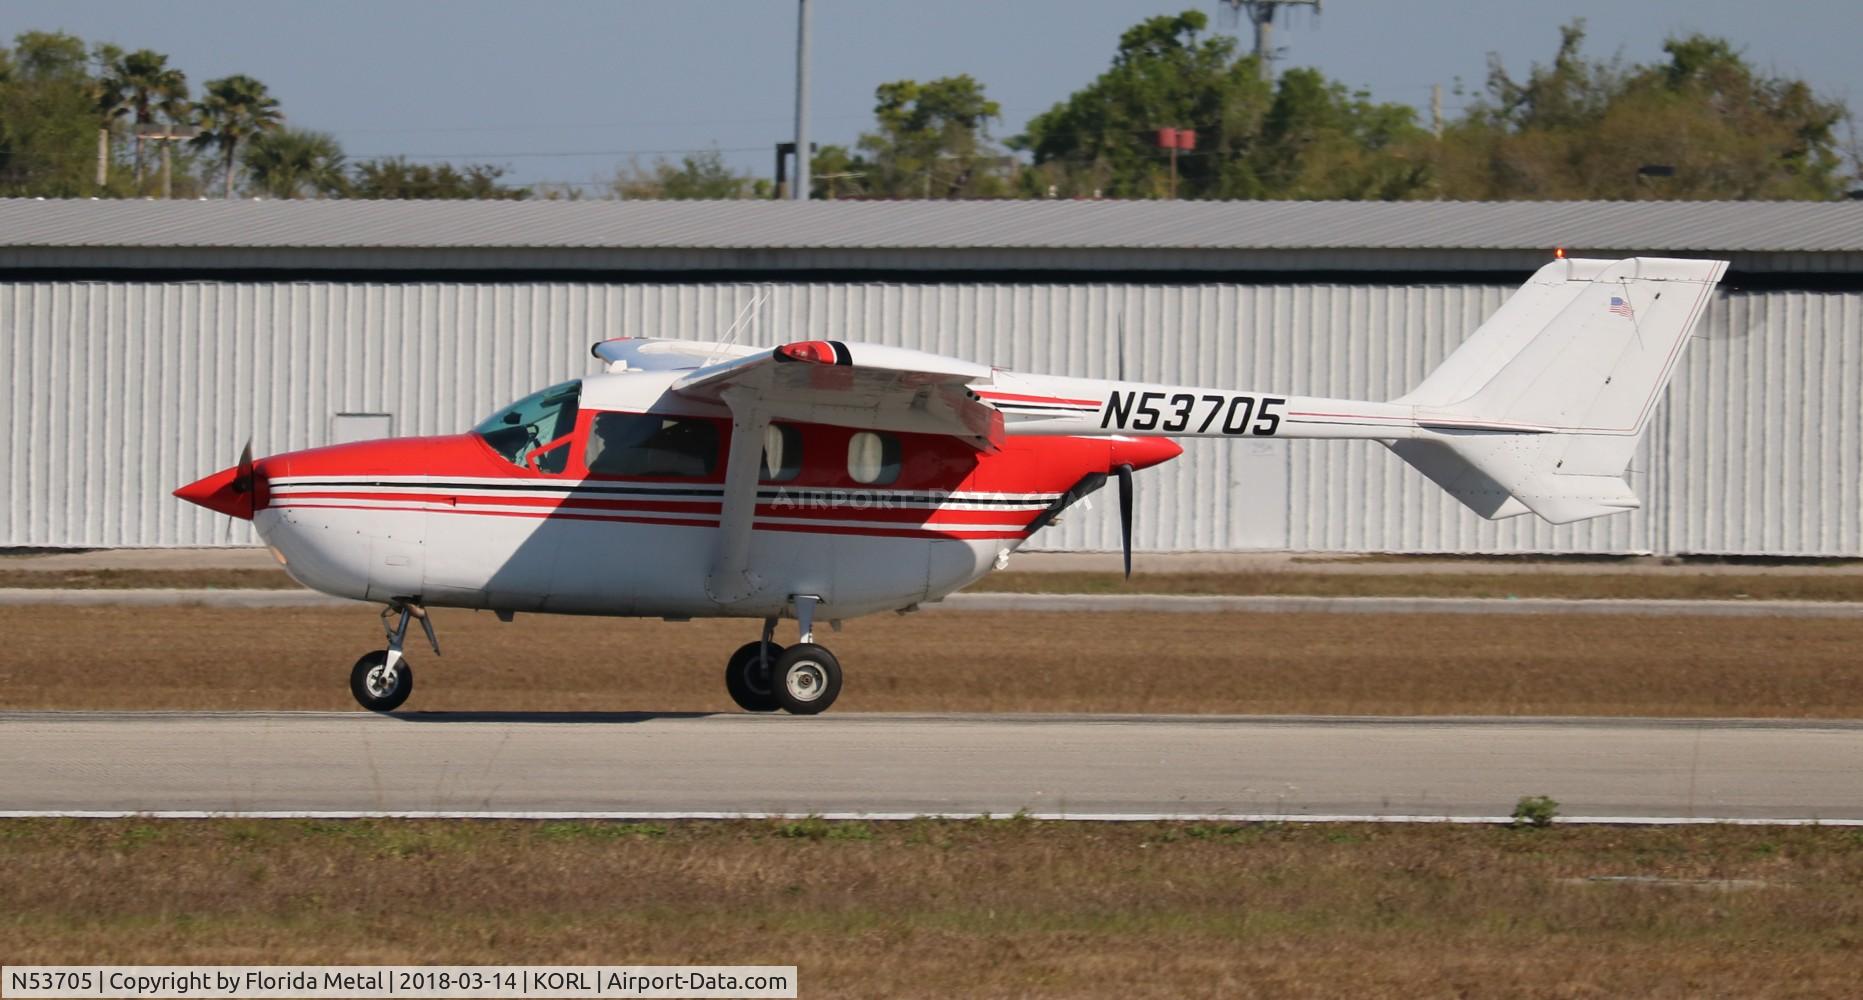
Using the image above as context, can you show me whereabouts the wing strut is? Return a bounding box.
[706,386,771,605]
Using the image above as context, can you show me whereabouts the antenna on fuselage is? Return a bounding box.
[704,286,772,366]
[1116,312,1127,382]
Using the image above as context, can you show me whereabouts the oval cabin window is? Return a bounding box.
[762,424,802,482]
[846,431,901,485]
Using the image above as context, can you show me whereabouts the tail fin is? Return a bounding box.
[1389,257,1727,525]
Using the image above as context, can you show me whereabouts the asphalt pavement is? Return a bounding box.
[2,712,1856,824]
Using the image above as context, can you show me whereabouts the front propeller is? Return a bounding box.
[174,438,262,521]
[231,438,255,496]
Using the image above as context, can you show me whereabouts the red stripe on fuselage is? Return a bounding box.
[268,489,1046,526]
[976,391,1103,406]
[269,501,1029,540]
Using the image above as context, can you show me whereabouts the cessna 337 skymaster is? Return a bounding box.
[176,257,1726,714]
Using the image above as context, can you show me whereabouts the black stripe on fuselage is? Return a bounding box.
[990,402,1101,413]
[273,480,726,498]
[270,480,1059,506]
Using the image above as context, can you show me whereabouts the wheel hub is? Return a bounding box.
[785,661,824,701]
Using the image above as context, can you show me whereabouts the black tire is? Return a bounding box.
[724,640,784,713]
[771,643,842,715]
[349,650,414,713]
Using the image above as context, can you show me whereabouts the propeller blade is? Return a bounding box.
[1115,312,1126,383]
[232,439,254,494]
[1115,463,1134,580]
[230,439,255,541]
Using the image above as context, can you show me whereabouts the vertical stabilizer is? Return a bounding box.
[1390,257,1726,524]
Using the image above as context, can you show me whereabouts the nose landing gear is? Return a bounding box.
[350,602,439,713]
[724,596,843,715]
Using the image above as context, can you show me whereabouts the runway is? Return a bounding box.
[2,712,1858,824]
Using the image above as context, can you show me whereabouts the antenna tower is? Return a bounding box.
[1219,1,1323,83]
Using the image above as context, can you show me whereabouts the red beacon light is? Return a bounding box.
[775,340,845,365]
[1553,246,1566,259]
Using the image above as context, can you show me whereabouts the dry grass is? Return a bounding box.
[0,569,304,590]
[5,566,1862,601]
[974,571,1863,601]
[1,606,1857,717]
[2,818,1859,997]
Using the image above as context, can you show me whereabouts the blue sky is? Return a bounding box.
[9,1,1858,189]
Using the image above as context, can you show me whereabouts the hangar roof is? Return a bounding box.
[2,198,1859,275]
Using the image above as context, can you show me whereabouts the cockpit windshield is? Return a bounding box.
[474,380,581,467]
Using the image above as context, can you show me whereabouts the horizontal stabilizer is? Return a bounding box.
[1383,440,1531,520]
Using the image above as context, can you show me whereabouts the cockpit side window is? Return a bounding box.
[474,380,581,469]
[587,412,721,478]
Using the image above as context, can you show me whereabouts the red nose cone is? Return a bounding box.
[174,465,255,520]
[1107,436,1183,472]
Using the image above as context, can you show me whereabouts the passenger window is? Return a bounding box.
[587,413,719,478]
[762,424,803,482]
[847,431,900,485]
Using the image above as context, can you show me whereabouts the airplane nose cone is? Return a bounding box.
[1107,436,1183,472]
[174,465,255,520]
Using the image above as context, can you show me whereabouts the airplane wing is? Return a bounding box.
[667,339,1004,451]
[591,337,764,372]
[633,338,1003,607]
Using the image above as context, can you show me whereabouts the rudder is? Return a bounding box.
[1393,257,1727,525]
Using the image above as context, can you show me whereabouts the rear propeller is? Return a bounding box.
[1115,463,1135,579]
[1113,311,1135,579]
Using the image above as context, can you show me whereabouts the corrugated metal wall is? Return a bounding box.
[5,280,1858,555]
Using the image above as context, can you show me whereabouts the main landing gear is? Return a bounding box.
[350,602,439,713]
[345,598,839,715]
[723,595,843,715]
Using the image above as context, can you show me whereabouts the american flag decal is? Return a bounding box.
[1609,296,1635,320]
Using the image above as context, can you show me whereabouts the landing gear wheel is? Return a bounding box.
[350,650,413,713]
[725,641,785,713]
[771,643,842,715]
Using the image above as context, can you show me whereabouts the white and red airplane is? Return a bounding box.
[176,257,1725,714]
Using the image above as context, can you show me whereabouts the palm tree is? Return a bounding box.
[91,43,130,189]
[191,75,282,198]
[243,129,347,199]
[111,49,189,188]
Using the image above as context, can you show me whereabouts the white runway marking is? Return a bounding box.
[1,810,1858,826]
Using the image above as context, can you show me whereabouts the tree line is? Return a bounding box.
[0,31,528,200]
[1,12,1853,202]
[818,12,1853,202]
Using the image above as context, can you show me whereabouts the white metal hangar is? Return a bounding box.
[2,198,1859,556]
